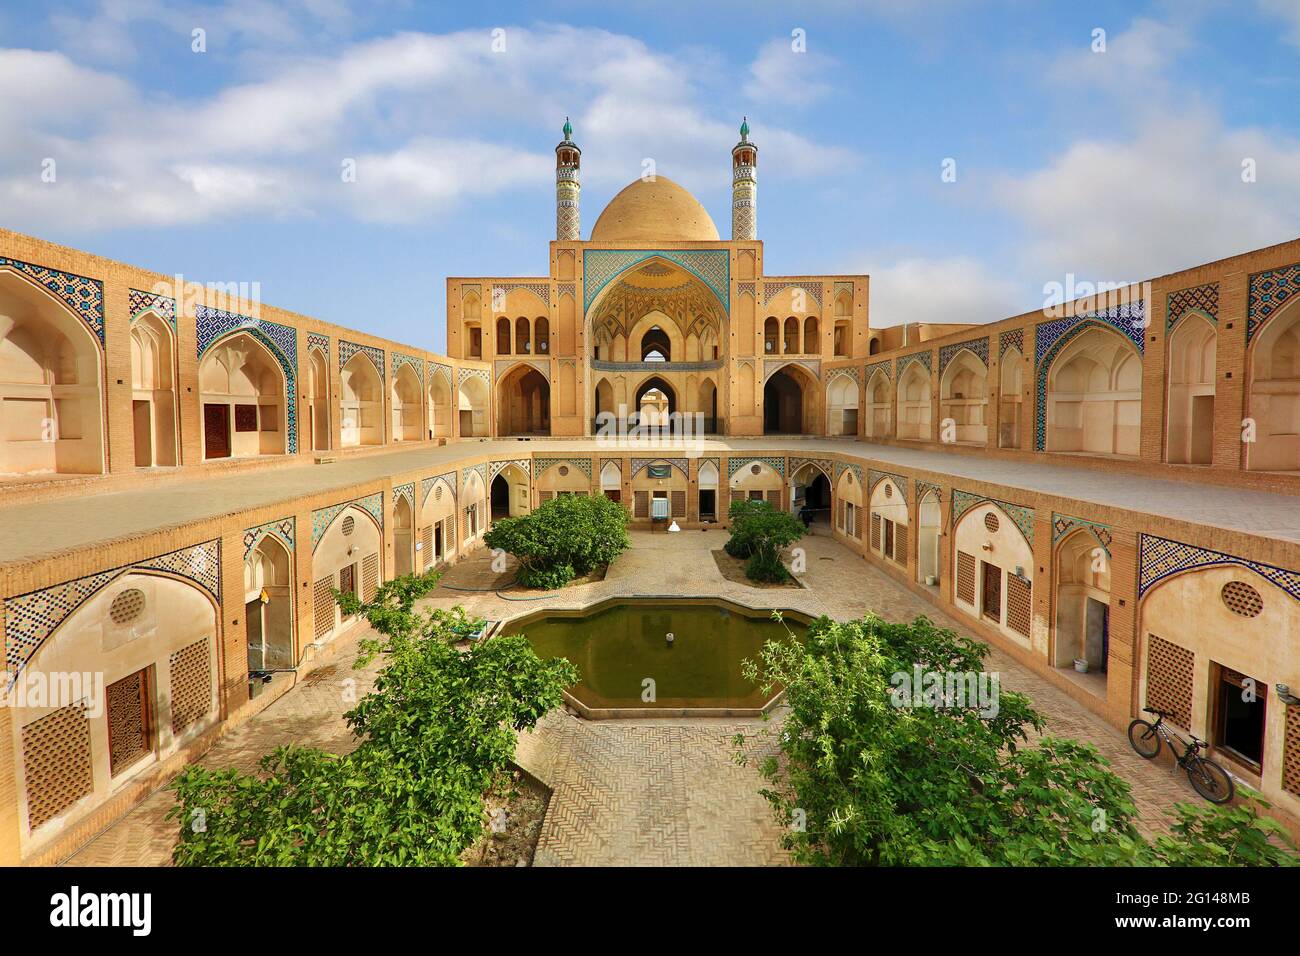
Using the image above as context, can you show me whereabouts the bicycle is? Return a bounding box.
[1127,707,1234,804]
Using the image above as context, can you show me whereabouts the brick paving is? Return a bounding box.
[6,435,1300,565]
[67,531,1207,867]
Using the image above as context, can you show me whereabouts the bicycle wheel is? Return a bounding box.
[1127,719,1162,758]
[1187,757,1234,804]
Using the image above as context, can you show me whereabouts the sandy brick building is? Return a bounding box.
[1,120,1299,864]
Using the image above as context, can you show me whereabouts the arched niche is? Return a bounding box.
[391,364,422,443]
[199,332,287,460]
[896,362,931,440]
[420,477,457,566]
[939,349,988,445]
[1045,326,1142,458]
[458,375,489,437]
[1246,301,1300,472]
[1166,314,1216,465]
[245,534,294,671]
[1052,529,1111,686]
[497,364,550,436]
[869,478,908,565]
[0,269,105,476]
[307,347,331,452]
[339,352,383,448]
[312,504,382,642]
[917,489,941,587]
[998,347,1024,449]
[952,501,1034,645]
[826,373,859,436]
[130,312,178,467]
[865,368,891,439]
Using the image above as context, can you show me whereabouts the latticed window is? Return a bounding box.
[22,705,93,831]
[1146,634,1195,730]
[634,490,649,519]
[313,578,336,639]
[1284,704,1300,798]
[894,524,908,565]
[956,551,976,604]
[362,553,380,601]
[870,512,881,551]
[1006,574,1032,637]
[671,491,686,517]
[421,526,434,568]
[170,639,212,735]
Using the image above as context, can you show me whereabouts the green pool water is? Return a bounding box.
[503,601,807,711]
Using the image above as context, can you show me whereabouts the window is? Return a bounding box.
[1213,665,1266,772]
[235,404,258,432]
[106,669,152,777]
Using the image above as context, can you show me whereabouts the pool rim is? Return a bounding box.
[494,595,816,720]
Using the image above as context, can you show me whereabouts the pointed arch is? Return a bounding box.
[1246,297,1300,471]
[826,372,859,436]
[496,363,550,436]
[0,267,106,476]
[129,310,178,467]
[896,361,931,440]
[199,331,288,460]
[1053,527,1111,678]
[391,362,422,443]
[245,533,294,671]
[340,350,383,447]
[1045,325,1141,457]
[307,346,331,451]
[939,348,988,445]
[1166,313,1216,464]
[865,367,892,439]
[763,362,820,435]
[999,346,1024,449]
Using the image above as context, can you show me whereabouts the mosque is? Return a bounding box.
[1,119,1299,863]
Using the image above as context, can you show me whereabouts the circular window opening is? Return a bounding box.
[750,464,761,475]
[342,515,355,536]
[110,588,146,626]
[984,512,1000,533]
[1221,581,1263,618]
[559,465,569,477]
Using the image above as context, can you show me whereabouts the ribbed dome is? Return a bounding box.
[590,176,719,242]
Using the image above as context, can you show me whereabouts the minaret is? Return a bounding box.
[555,117,581,241]
[731,117,757,240]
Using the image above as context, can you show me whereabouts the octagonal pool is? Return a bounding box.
[500,597,810,718]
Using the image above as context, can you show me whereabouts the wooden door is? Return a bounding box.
[203,403,230,459]
[981,562,1002,622]
[106,669,152,776]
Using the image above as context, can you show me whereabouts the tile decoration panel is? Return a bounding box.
[735,281,756,297]
[789,457,834,482]
[763,358,820,384]
[896,350,931,376]
[306,332,330,358]
[952,490,1034,546]
[243,517,295,559]
[1247,263,1300,343]
[556,282,576,299]
[0,256,104,344]
[826,366,860,386]
[421,472,458,507]
[4,540,221,680]
[339,339,385,379]
[998,328,1024,359]
[833,460,864,486]
[391,351,424,384]
[128,288,177,332]
[195,305,299,454]
[491,282,550,308]
[1033,303,1146,451]
[461,462,489,491]
[938,337,989,378]
[534,456,593,480]
[1138,534,1300,601]
[429,362,453,387]
[630,457,689,478]
[458,367,490,388]
[864,359,893,382]
[762,281,823,308]
[583,250,730,313]
[727,455,786,480]
[489,459,531,482]
[393,482,415,512]
[1166,282,1219,331]
[1052,513,1112,557]
[311,492,384,549]
[915,480,944,503]
[868,469,909,498]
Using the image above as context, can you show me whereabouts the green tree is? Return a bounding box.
[724,498,805,583]
[167,571,577,866]
[484,493,630,589]
[737,613,1297,867]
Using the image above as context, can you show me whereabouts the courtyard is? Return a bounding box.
[65,529,1202,867]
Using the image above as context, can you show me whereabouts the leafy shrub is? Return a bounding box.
[484,493,629,590]
[737,613,1298,867]
[168,571,578,866]
[725,499,805,583]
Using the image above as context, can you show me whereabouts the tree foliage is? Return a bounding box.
[737,613,1297,867]
[168,571,578,866]
[724,498,806,583]
[484,493,630,589]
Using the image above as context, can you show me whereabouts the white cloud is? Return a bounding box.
[846,254,1025,328]
[744,37,833,105]
[0,24,852,232]
[994,111,1300,284]
[1046,17,1192,94]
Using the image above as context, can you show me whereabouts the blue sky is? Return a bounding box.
[2,0,1299,351]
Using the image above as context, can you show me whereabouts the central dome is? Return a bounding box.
[590,176,719,242]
